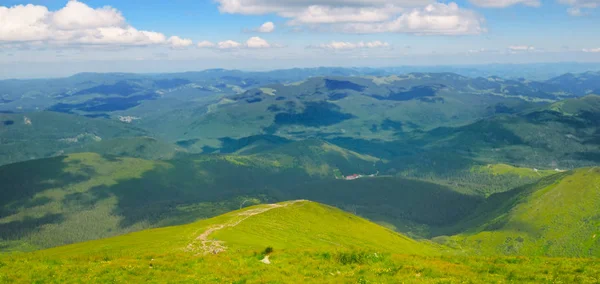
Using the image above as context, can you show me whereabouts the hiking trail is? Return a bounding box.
[185,200,306,255]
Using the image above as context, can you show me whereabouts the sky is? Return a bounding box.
[0,0,599,78]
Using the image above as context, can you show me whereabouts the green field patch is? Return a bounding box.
[472,164,557,179]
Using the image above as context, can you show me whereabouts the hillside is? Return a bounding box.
[1,70,600,282]
[253,139,379,176]
[146,73,553,151]
[2,72,598,168]
[68,136,184,160]
[444,168,600,257]
[0,143,383,252]
[414,95,600,168]
[545,71,600,96]
[0,112,150,166]
[2,200,600,283]
[1,141,578,251]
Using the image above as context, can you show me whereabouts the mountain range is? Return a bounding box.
[1,68,599,282]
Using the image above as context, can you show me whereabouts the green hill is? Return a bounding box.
[0,146,482,251]
[163,75,544,152]
[68,136,184,160]
[253,139,379,177]
[547,94,600,115]
[444,168,600,257]
[3,200,600,283]
[0,112,149,166]
[187,201,436,254]
[0,142,382,252]
[3,145,589,252]
[417,95,600,168]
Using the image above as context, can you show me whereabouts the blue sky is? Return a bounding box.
[0,0,599,77]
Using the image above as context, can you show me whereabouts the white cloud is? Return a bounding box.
[51,0,125,30]
[582,48,600,52]
[508,45,535,51]
[199,38,273,49]
[0,1,185,47]
[468,0,540,8]
[168,36,193,48]
[314,40,390,50]
[218,40,242,49]
[559,0,600,7]
[559,0,600,15]
[215,0,483,35]
[246,37,271,48]
[258,22,275,32]
[197,40,216,48]
[216,0,433,15]
[339,3,485,35]
[288,6,401,24]
[468,48,486,53]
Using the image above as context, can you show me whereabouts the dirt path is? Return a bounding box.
[186,200,305,254]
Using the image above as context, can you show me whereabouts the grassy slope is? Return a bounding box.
[32,201,434,257]
[0,143,384,252]
[2,201,600,283]
[471,163,557,179]
[449,168,600,257]
[253,139,379,177]
[176,75,542,150]
[0,111,148,166]
[210,201,433,254]
[421,95,600,168]
[548,94,600,115]
[0,146,578,252]
[0,153,166,251]
[67,136,183,160]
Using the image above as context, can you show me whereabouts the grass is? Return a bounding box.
[2,201,600,283]
[450,168,600,257]
[210,201,437,254]
[4,147,595,252]
[0,111,148,166]
[0,153,166,251]
[471,163,557,179]
[0,143,384,252]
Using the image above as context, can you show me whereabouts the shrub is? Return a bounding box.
[318,252,331,260]
[263,247,273,255]
[335,251,384,265]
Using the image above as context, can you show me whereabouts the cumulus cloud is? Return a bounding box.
[582,48,600,52]
[215,0,483,35]
[314,40,390,50]
[468,0,540,8]
[0,1,189,47]
[258,22,275,32]
[339,3,485,35]
[51,1,125,30]
[218,40,243,49]
[246,37,271,48]
[216,0,433,15]
[197,37,273,49]
[197,40,216,48]
[508,45,535,51]
[288,6,401,24]
[168,36,193,48]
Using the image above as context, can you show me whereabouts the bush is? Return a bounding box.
[263,247,273,255]
[335,251,384,265]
